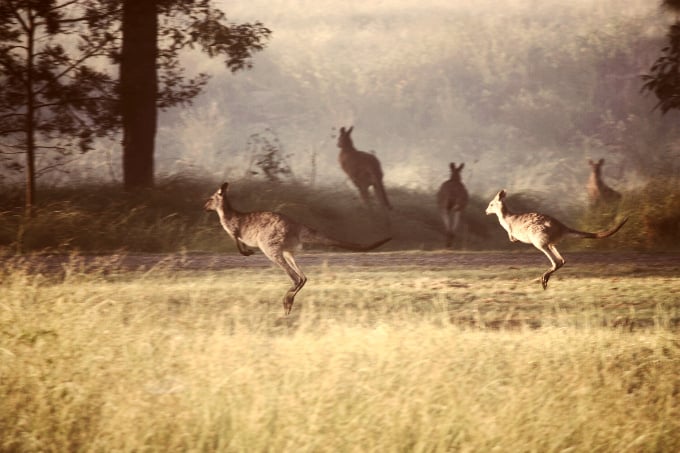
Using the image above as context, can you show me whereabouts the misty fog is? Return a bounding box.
[77,0,680,202]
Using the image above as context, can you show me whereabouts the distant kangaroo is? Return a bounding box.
[437,162,469,247]
[205,182,391,315]
[485,189,628,289]
[587,158,621,206]
[336,126,392,210]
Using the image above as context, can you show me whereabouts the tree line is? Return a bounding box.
[2,0,680,216]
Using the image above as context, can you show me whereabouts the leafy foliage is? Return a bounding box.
[0,0,118,176]
[245,129,294,182]
[663,0,680,12]
[153,1,271,108]
[642,22,680,114]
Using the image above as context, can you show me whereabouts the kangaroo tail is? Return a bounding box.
[569,217,628,239]
[341,236,392,251]
[303,228,391,251]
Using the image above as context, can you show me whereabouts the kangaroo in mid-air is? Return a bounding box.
[437,162,469,248]
[485,189,628,289]
[336,126,391,210]
[587,158,621,207]
[205,182,391,315]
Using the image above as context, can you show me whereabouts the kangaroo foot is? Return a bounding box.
[283,293,295,316]
[541,272,551,290]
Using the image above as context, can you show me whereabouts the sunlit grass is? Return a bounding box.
[1,256,679,452]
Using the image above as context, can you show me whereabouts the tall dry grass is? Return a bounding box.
[1,257,678,452]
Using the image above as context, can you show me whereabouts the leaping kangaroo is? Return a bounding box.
[336,126,392,210]
[205,182,391,315]
[587,158,621,206]
[485,189,628,289]
[437,162,469,247]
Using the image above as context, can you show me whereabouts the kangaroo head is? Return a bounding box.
[588,158,605,175]
[204,182,230,211]
[337,125,354,149]
[449,162,465,180]
[485,189,506,216]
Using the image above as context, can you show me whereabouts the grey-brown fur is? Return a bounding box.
[436,162,469,247]
[336,126,391,210]
[205,182,391,315]
[486,189,628,289]
[587,158,621,206]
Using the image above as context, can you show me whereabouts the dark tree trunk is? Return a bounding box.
[25,14,36,216]
[120,0,158,190]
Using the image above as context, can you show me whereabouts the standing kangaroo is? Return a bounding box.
[437,162,469,248]
[485,189,628,289]
[587,158,621,206]
[336,126,392,210]
[205,182,391,315]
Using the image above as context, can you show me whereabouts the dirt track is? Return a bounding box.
[5,250,680,274]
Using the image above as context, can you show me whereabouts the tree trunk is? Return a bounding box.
[120,0,158,190]
[25,14,36,216]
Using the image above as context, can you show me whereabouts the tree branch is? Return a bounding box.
[34,41,114,97]
[51,0,81,11]
[33,96,115,110]
[7,0,31,35]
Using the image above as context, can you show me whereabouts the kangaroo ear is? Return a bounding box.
[458,163,465,171]
[347,125,353,134]
[449,162,456,171]
[599,158,605,165]
[220,182,229,195]
[339,126,346,134]
[498,189,507,199]
[588,159,594,165]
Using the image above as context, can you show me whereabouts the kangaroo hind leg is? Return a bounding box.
[452,210,462,233]
[449,210,463,247]
[281,251,307,315]
[261,248,306,315]
[536,243,564,290]
[441,208,454,247]
[373,179,392,210]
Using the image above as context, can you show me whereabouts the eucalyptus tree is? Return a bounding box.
[641,0,680,114]
[0,0,271,212]
[0,0,118,213]
[114,0,271,189]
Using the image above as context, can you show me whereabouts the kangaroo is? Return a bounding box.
[205,182,391,315]
[336,126,392,210]
[437,162,469,247]
[485,189,628,289]
[587,158,621,206]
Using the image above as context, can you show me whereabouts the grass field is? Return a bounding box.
[1,253,679,452]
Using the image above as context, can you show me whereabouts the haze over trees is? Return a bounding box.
[154,0,680,198]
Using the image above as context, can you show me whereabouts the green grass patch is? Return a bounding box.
[1,256,679,451]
